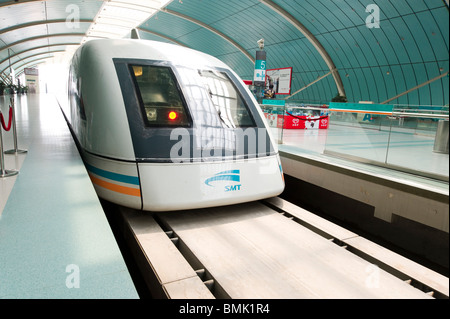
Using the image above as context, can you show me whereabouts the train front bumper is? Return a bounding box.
[138,155,285,212]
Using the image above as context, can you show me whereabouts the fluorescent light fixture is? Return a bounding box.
[82,0,173,43]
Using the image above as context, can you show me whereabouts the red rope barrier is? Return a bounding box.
[0,106,13,131]
[286,111,329,121]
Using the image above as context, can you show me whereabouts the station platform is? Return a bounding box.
[0,93,138,298]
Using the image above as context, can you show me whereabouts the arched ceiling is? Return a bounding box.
[0,0,448,105]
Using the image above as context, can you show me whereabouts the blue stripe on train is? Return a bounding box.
[85,163,140,186]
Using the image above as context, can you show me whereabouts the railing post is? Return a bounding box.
[3,96,27,155]
[0,106,18,178]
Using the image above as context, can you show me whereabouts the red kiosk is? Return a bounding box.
[263,103,329,130]
[283,111,329,129]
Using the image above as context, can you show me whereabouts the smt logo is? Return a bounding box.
[205,170,242,192]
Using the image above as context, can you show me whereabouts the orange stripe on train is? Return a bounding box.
[88,173,141,197]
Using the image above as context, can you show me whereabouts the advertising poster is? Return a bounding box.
[266,67,293,95]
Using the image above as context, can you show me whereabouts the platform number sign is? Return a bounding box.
[254,51,267,87]
[254,60,266,82]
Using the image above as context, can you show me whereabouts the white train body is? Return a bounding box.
[66,39,284,211]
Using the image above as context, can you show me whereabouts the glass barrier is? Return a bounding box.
[259,99,448,182]
[385,105,449,180]
[260,100,330,150]
[324,103,393,166]
[260,99,286,144]
[324,103,449,181]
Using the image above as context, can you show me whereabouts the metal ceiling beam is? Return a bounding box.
[382,71,449,104]
[0,43,80,66]
[2,56,52,82]
[15,62,46,77]
[285,71,333,99]
[14,60,48,76]
[1,50,64,75]
[0,73,10,84]
[0,33,88,53]
[162,8,255,63]
[259,0,346,97]
[1,19,93,35]
[0,0,51,8]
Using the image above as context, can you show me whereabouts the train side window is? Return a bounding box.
[130,64,191,127]
[198,70,256,128]
[68,66,86,121]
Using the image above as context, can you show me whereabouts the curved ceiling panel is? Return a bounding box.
[136,28,185,46]
[0,0,448,106]
[270,0,448,105]
[150,0,343,101]
[0,0,102,85]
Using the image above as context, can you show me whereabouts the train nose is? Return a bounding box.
[138,155,284,212]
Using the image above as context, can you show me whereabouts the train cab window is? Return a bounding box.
[198,70,255,128]
[130,65,191,127]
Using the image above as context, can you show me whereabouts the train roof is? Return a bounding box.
[76,38,231,70]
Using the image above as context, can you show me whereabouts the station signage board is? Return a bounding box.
[266,67,293,95]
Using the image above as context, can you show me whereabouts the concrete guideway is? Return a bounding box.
[120,198,448,299]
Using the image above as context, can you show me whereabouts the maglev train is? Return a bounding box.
[65,39,284,211]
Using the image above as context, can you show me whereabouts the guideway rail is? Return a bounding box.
[119,198,448,299]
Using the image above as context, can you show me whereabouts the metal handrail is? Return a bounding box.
[285,106,329,111]
[391,112,449,120]
[393,108,448,113]
[262,104,449,119]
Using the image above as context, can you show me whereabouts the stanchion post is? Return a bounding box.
[4,96,27,155]
[0,107,18,178]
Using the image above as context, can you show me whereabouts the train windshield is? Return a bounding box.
[197,70,255,128]
[130,65,191,127]
[115,58,274,161]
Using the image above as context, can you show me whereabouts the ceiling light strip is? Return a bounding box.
[82,0,174,42]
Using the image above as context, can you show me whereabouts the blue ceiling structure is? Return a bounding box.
[1,0,449,106]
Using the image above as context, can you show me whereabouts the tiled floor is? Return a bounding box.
[0,94,138,298]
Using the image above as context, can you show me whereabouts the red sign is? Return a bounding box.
[263,112,329,130]
[283,114,329,129]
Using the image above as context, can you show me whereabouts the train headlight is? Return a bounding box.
[146,108,157,121]
[168,111,178,121]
